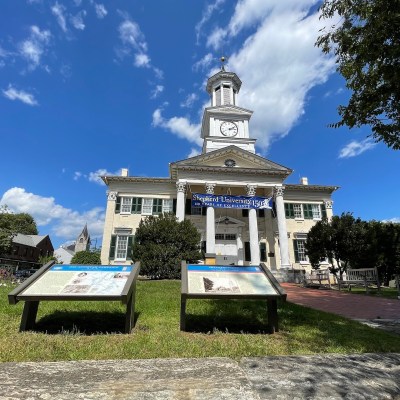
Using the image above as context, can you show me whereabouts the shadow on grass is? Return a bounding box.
[185,299,272,334]
[34,310,140,335]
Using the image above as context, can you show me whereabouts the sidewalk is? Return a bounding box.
[1,354,399,399]
[282,283,400,334]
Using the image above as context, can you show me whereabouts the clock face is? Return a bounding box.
[220,121,238,137]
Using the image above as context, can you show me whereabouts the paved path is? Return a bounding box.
[1,354,400,399]
[282,283,400,334]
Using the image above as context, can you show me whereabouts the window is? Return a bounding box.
[109,235,134,261]
[215,234,225,240]
[152,199,163,215]
[294,239,308,263]
[303,204,313,219]
[260,242,267,262]
[225,233,236,241]
[285,203,294,218]
[293,204,303,219]
[142,198,153,215]
[162,199,173,213]
[121,197,133,213]
[223,84,231,104]
[132,197,142,214]
[191,205,202,215]
[215,86,221,105]
[115,236,128,260]
[311,204,321,219]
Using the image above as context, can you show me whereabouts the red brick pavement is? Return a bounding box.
[281,283,400,320]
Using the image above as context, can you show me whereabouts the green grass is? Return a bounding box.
[345,286,400,299]
[0,280,399,362]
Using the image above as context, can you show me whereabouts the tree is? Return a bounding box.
[132,213,201,279]
[71,250,101,265]
[316,0,400,149]
[305,213,365,279]
[0,206,38,255]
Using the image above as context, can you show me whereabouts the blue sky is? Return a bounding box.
[1,0,399,249]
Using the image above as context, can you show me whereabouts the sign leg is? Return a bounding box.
[20,301,39,332]
[180,297,187,331]
[267,299,278,334]
[125,283,136,333]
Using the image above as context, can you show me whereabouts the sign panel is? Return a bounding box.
[20,265,133,297]
[192,193,272,210]
[187,265,278,295]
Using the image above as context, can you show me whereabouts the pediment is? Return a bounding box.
[171,146,292,173]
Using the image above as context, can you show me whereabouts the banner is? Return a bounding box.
[192,193,272,210]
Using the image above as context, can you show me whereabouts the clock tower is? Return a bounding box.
[201,60,256,154]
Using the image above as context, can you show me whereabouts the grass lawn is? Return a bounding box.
[1,280,399,362]
[346,286,400,299]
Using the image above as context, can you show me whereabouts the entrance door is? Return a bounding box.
[215,241,238,265]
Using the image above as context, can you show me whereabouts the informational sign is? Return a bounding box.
[186,265,278,295]
[192,193,272,210]
[20,265,133,297]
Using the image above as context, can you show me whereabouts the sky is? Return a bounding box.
[1,0,399,250]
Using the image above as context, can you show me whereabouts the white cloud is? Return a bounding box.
[134,53,150,68]
[73,0,82,5]
[18,25,51,70]
[51,2,68,32]
[152,108,202,146]
[212,0,336,148]
[73,171,82,180]
[193,53,214,71]
[382,218,400,224]
[150,85,164,99]
[70,10,87,30]
[94,3,107,19]
[188,148,201,158]
[195,0,226,44]
[118,18,147,53]
[206,27,226,50]
[338,139,376,159]
[88,168,121,185]
[180,93,198,108]
[2,85,38,106]
[0,187,105,240]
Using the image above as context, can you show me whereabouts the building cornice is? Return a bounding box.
[102,176,174,185]
[285,184,340,193]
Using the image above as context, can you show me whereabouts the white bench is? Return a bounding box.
[305,269,331,288]
[338,267,380,292]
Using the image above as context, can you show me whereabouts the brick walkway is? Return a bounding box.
[281,283,400,320]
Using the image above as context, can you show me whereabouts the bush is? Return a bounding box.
[71,250,101,265]
[132,213,201,279]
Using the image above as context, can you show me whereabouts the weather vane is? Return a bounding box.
[220,55,228,71]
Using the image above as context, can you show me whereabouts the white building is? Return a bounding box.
[100,67,338,276]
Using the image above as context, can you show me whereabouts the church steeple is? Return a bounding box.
[206,60,242,107]
[201,60,255,154]
[74,223,91,253]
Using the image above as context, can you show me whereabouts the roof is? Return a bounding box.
[206,70,242,94]
[12,234,48,247]
[285,184,340,194]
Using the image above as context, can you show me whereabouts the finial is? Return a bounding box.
[220,55,227,71]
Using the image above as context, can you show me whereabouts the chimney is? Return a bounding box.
[300,177,308,185]
[121,168,129,177]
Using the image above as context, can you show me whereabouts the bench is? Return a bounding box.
[338,267,380,292]
[305,269,331,288]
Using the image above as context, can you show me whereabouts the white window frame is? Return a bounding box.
[162,199,173,213]
[115,235,128,261]
[296,239,308,263]
[142,198,153,215]
[312,204,322,220]
[294,203,303,219]
[121,197,132,214]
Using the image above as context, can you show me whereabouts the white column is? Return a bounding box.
[247,184,260,265]
[176,182,186,222]
[205,183,216,254]
[274,186,291,269]
[237,227,244,265]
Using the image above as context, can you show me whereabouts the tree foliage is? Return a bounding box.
[71,250,101,265]
[305,213,400,284]
[317,0,400,149]
[0,206,38,255]
[132,213,201,279]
